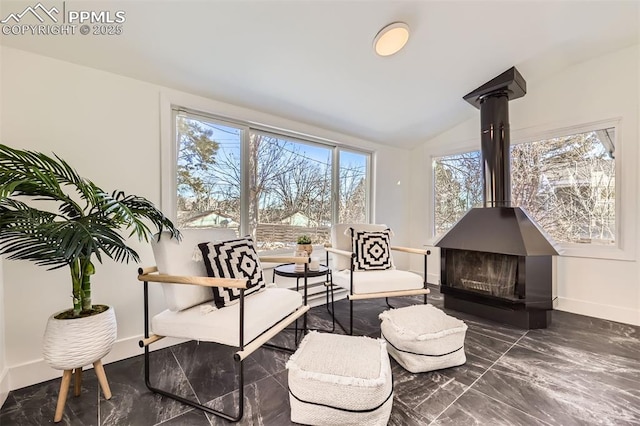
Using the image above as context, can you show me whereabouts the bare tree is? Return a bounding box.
[512,131,615,244]
[435,130,615,245]
[272,156,329,223]
[339,162,367,223]
[176,119,376,247]
[215,133,308,240]
[434,151,482,235]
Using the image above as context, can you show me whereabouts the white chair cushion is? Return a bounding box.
[332,269,424,294]
[152,228,238,311]
[152,287,302,346]
[331,223,392,271]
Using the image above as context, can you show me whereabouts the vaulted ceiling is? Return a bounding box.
[1,0,638,148]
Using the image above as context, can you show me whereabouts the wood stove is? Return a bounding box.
[436,67,558,329]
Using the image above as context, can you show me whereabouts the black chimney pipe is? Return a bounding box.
[463,67,526,208]
[480,92,510,207]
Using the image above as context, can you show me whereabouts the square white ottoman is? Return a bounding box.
[379,304,467,373]
[286,331,393,426]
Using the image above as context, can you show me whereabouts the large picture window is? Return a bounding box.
[174,109,370,252]
[433,126,616,247]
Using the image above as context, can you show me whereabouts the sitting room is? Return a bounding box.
[0,1,638,425]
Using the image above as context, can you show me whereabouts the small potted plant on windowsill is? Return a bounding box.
[296,234,313,255]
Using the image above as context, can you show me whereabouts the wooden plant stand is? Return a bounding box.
[54,359,112,423]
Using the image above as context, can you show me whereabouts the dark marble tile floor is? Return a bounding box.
[2,286,639,425]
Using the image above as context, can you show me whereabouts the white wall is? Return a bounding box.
[0,258,7,408]
[411,45,640,326]
[0,44,8,408]
[0,46,414,390]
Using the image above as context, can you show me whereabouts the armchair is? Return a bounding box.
[325,224,430,335]
[137,228,310,422]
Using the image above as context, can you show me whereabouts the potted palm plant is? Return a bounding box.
[0,144,179,419]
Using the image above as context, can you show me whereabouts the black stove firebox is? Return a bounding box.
[436,67,558,329]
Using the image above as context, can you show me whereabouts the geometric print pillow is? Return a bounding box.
[198,237,265,308]
[351,228,393,271]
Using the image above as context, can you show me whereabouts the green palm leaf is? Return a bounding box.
[0,144,180,316]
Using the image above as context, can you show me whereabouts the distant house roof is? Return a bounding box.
[182,211,239,228]
[280,211,317,227]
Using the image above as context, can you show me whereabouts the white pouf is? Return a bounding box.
[379,304,467,373]
[286,331,393,426]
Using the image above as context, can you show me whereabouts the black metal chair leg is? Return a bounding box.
[144,345,244,422]
[349,299,354,335]
[385,297,396,309]
[142,278,247,422]
[327,291,348,334]
[322,281,337,333]
[329,282,335,332]
[329,295,354,336]
[423,251,430,306]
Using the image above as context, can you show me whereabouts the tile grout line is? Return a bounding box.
[153,347,208,426]
[411,380,450,411]
[164,349,282,425]
[154,407,200,426]
[428,330,529,425]
[155,345,218,425]
[512,330,640,383]
[171,346,203,406]
[467,328,524,346]
[468,385,555,426]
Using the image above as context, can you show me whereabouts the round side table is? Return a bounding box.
[273,263,330,291]
[273,263,335,335]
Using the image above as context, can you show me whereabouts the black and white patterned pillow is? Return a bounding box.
[198,237,265,308]
[351,228,393,271]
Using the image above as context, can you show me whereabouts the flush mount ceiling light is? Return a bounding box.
[373,22,410,57]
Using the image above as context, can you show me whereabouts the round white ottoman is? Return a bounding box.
[379,304,467,373]
[286,331,393,426]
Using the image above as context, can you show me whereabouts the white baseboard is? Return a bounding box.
[8,359,60,392]
[8,334,185,392]
[0,368,9,408]
[556,297,640,326]
[427,272,440,285]
[7,295,347,391]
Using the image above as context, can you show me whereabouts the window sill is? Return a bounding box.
[556,243,635,262]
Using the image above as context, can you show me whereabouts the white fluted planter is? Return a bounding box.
[43,306,117,371]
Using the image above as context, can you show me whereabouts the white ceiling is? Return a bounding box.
[1,0,638,148]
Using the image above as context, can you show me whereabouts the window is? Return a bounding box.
[433,126,616,247]
[433,151,482,236]
[176,113,241,230]
[174,109,371,252]
[247,131,332,250]
[339,150,369,223]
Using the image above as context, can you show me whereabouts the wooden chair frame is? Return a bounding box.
[137,255,310,422]
[325,245,431,335]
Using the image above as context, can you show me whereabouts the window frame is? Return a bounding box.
[429,117,633,261]
[161,99,372,248]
